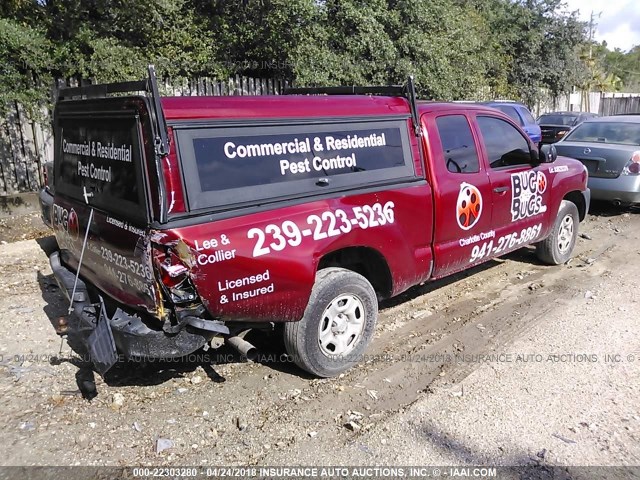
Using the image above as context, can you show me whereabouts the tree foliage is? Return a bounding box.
[387,0,493,100]
[470,0,587,106]
[293,0,397,85]
[293,0,503,100]
[0,18,53,115]
[199,0,318,78]
[1,0,637,114]
[600,45,640,91]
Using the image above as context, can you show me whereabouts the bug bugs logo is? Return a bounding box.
[511,171,547,221]
[52,204,80,249]
[456,182,483,230]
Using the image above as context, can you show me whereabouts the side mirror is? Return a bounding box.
[539,144,557,163]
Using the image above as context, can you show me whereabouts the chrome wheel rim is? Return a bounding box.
[318,294,365,357]
[557,214,574,254]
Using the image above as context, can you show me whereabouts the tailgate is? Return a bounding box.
[52,97,160,314]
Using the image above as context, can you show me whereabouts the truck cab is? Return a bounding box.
[420,103,588,278]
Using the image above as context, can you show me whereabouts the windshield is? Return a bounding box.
[564,121,640,145]
[538,114,577,126]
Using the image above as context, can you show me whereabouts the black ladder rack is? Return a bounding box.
[284,76,421,137]
[55,65,169,159]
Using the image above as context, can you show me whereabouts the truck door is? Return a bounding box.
[473,114,550,249]
[423,112,494,278]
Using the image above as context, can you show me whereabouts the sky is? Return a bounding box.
[562,0,640,52]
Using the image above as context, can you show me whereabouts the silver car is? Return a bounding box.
[554,115,640,206]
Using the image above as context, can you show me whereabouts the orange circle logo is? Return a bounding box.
[537,172,547,194]
[457,182,483,230]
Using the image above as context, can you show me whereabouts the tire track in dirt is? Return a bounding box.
[244,215,634,466]
[231,217,624,464]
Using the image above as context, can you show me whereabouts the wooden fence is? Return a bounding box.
[0,105,51,196]
[599,95,640,116]
[0,75,288,196]
[162,75,288,97]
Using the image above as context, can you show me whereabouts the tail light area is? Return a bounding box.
[622,151,640,176]
[43,162,54,190]
[151,241,211,330]
[153,245,198,305]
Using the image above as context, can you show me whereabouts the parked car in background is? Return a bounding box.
[538,111,599,144]
[483,101,542,144]
[554,115,640,206]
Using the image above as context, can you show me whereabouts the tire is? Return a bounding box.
[536,200,579,265]
[283,267,378,378]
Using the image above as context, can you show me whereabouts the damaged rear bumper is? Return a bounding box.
[49,251,228,374]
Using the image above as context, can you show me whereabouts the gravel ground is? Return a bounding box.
[264,237,640,467]
[0,203,638,476]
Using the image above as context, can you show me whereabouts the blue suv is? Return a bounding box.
[483,101,542,144]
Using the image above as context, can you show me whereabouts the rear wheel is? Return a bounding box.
[536,200,579,265]
[283,267,377,377]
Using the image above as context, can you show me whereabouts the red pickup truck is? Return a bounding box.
[45,68,589,377]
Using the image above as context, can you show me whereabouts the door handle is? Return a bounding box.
[493,186,509,193]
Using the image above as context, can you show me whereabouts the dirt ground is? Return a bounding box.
[0,210,50,244]
[0,202,638,472]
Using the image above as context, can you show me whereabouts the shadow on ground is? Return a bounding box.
[588,200,639,218]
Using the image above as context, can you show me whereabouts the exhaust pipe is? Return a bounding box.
[226,336,258,361]
[613,200,622,207]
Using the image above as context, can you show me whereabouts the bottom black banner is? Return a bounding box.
[0,465,638,480]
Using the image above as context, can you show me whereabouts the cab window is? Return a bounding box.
[435,115,480,173]
[478,116,532,169]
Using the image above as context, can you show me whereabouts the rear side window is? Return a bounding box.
[519,107,536,124]
[493,105,523,126]
[55,115,148,223]
[478,116,532,168]
[435,115,480,173]
[176,119,416,211]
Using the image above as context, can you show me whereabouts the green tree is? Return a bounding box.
[467,0,587,105]
[387,0,493,99]
[601,44,640,91]
[0,18,53,115]
[294,0,495,100]
[293,0,397,85]
[195,0,318,78]
[1,0,598,113]
[3,0,220,82]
